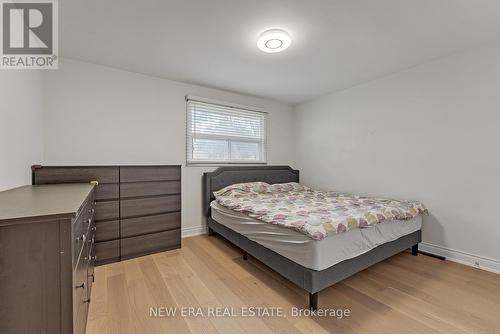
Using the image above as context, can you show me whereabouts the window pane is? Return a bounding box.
[192,110,263,139]
[187,99,267,164]
[230,141,260,161]
[192,138,228,161]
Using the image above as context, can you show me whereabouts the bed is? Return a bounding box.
[203,166,422,310]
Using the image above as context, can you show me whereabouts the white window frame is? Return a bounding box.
[186,96,268,165]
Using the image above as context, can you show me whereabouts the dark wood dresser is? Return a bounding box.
[32,165,182,265]
[0,184,96,334]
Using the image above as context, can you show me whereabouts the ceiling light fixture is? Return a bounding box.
[257,29,291,53]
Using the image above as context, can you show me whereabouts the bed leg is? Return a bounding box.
[412,244,418,256]
[207,227,214,236]
[243,251,248,261]
[309,292,318,311]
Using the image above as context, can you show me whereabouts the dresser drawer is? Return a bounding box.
[121,212,181,238]
[120,181,181,198]
[94,220,119,242]
[78,195,94,221]
[73,214,87,267]
[34,166,119,184]
[121,195,180,218]
[94,200,119,221]
[72,251,88,323]
[86,242,96,300]
[121,229,181,259]
[95,240,120,265]
[95,183,119,200]
[120,166,180,182]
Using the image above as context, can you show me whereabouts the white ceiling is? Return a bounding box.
[61,0,500,104]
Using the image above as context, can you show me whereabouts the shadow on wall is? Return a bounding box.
[422,213,446,247]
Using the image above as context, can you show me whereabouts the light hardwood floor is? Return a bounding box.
[87,235,500,334]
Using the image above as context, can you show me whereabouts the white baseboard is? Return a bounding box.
[182,225,207,238]
[420,242,500,275]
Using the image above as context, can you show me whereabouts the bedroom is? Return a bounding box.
[0,0,499,333]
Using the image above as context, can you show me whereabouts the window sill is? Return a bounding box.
[185,162,268,167]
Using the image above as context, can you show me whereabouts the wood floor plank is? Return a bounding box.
[106,273,135,334]
[153,251,243,334]
[121,260,171,334]
[87,235,500,334]
[343,274,470,334]
[137,256,193,334]
[181,239,277,334]
[367,258,500,332]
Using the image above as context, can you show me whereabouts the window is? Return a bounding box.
[186,98,267,164]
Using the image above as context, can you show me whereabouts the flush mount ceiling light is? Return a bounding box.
[257,29,291,53]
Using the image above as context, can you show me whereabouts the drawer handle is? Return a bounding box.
[91,226,97,232]
[85,255,96,262]
[88,236,95,244]
[84,298,91,304]
[75,282,85,289]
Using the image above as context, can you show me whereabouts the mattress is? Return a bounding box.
[210,201,422,271]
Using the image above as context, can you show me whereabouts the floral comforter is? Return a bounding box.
[214,182,427,241]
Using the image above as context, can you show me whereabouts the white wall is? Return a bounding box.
[43,58,295,236]
[295,42,500,272]
[0,71,44,191]
[40,44,500,272]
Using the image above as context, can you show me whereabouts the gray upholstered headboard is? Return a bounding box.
[203,166,299,217]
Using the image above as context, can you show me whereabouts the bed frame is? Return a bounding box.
[203,166,421,310]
